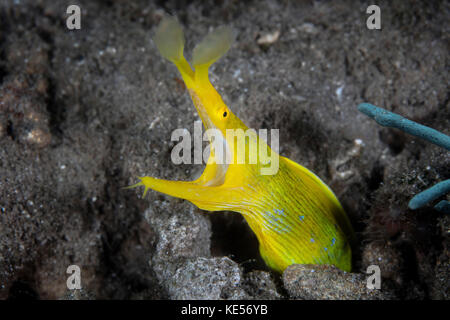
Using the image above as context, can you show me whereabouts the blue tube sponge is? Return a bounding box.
[408,180,450,210]
[358,103,449,212]
[358,103,450,151]
[434,200,450,214]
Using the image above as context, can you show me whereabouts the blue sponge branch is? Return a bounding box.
[408,180,450,210]
[358,103,450,151]
[434,200,450,214]
[358,103,449,212]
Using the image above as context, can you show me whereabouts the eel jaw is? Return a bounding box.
[188,90,231,187]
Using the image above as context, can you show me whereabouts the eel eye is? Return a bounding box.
[223,111,228,118]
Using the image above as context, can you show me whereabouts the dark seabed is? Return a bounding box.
[0,0,448,299]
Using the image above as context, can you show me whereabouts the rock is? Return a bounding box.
[257,30,280,46]
[283,264,395,300]
[165,257,248,300]
[242,271,282,299]
[145,201,212,261]
[145,202,282,300]
[145,201,212,286]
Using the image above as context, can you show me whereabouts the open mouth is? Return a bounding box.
[188,89,230,186]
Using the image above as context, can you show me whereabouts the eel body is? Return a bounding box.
[129,17,355,273]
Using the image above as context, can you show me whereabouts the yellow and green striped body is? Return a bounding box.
[236,157,353,272]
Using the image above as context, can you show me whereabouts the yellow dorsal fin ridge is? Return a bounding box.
[154,16,185,63]
[192,25,234,68]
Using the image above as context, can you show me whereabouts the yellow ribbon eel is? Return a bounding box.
[127,17,355,273]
